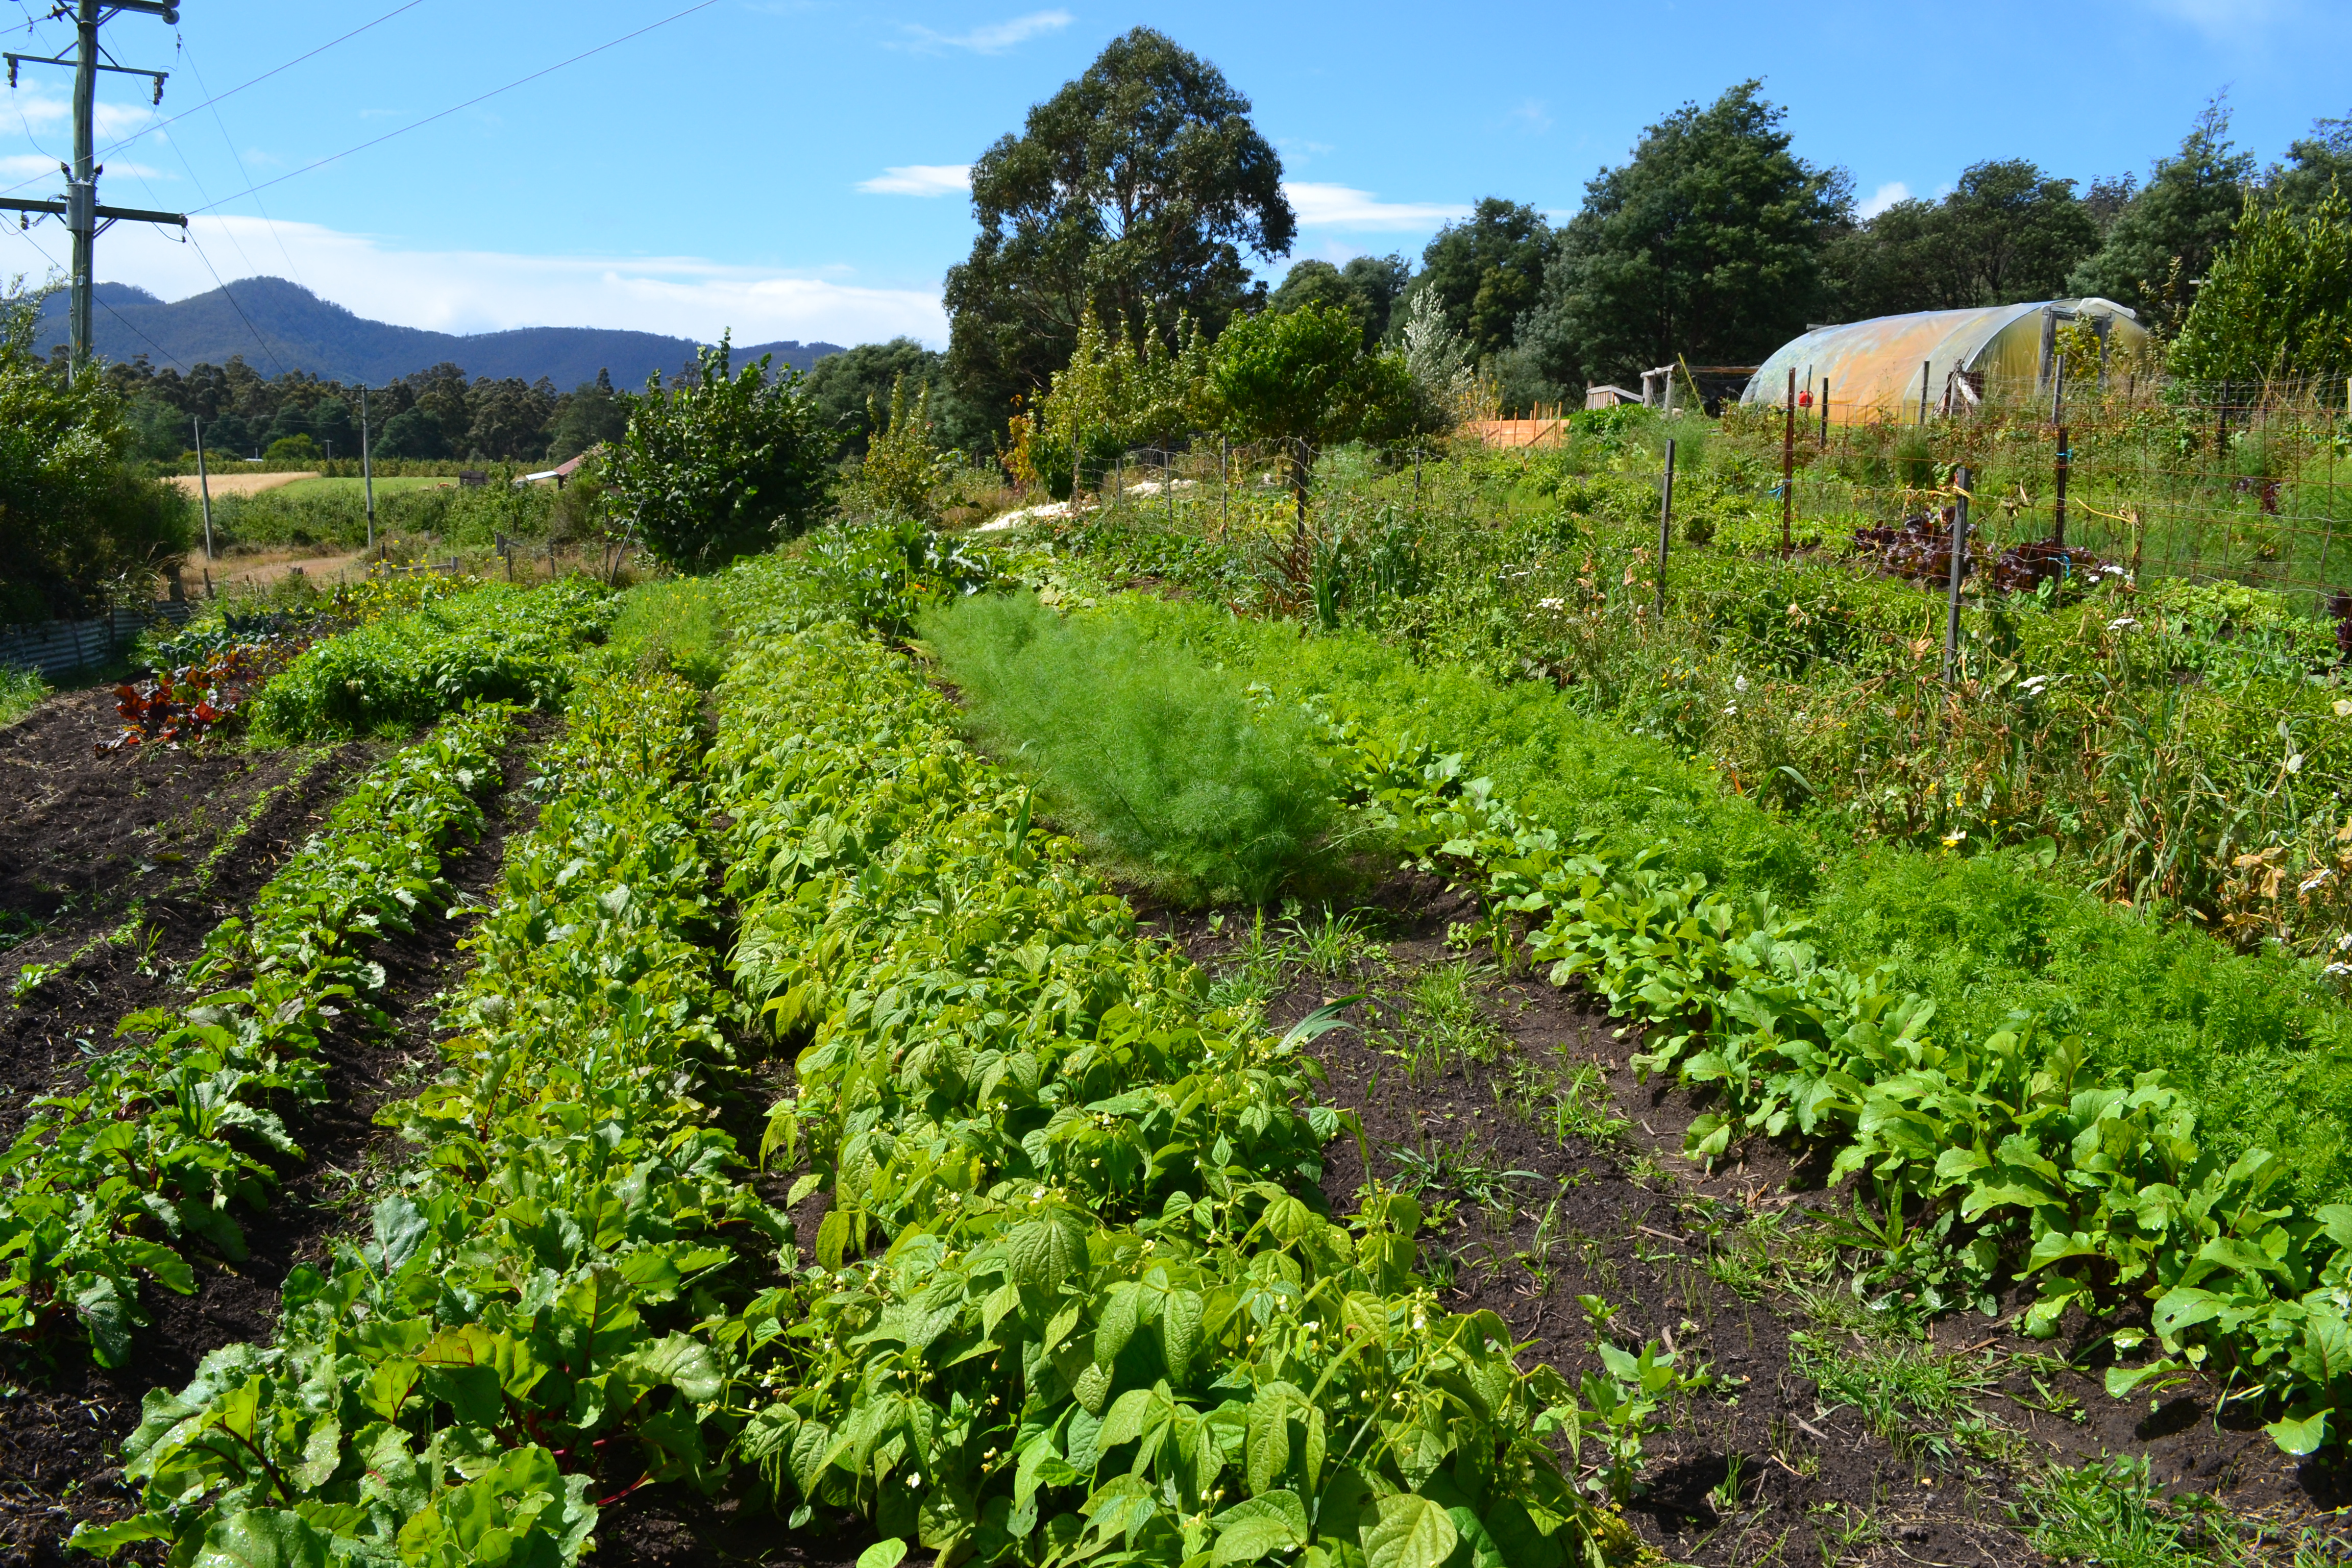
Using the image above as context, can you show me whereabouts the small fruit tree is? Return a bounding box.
[605,334,834,571]
[1209,302,1413,520]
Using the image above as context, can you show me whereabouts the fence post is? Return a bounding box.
[1657,436,1676,619]
[1944,466,1971,686]
[1919,360,1931,425]
[192,416,215,561]
[1819,378,1829,447]
[1221,433,1230,538]
[2053,426,2069,547]
[1781,368,1795,557]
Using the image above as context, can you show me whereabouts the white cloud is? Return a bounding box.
[41,215,948,348]
[7,88,157,141]
[1859,180,1912,219]
[1283,182,1469,231]
[1507,99,1552,135]
[857,163,970,197]
[893,10,1072,54]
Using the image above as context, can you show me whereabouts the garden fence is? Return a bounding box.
[0,600,194,677]
[1057,374,2352,619]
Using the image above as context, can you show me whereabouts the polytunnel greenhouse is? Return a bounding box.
[1741,298,2148,422]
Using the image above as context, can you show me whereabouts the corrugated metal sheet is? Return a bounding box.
[1741,299,2147,423]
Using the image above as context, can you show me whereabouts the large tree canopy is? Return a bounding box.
[1824,160,2100,319]
[2067,99,2256,330]
[942,28,1294,440]
[1268,254,1412,350]
[1512,82,1849,399]
[1406,199,1555,365]
[2268,113,2352,215]
[801,338,993,461]
[2171,186,2352,384]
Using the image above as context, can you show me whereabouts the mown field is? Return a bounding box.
[4,502,2352,1568]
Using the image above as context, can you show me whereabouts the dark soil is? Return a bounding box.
[0,715,551,1566]
[1141,871,2352,1566]
[1,687,380,1143]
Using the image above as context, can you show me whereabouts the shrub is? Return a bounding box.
[0,287,190,622]
[604,336,833,571]
[918,589,1337,903]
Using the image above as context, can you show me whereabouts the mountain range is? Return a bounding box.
[33,277,847,388]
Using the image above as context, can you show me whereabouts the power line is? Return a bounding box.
[188,0,719,214]
[184,228,289,377]
[176,38,307,295]
[122,0,426,153]
[0,0,427,199]
[6,217,186,370]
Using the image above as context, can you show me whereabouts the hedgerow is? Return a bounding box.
[0,705,514,1366]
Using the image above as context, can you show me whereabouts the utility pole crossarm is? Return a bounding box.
[0,195,186,225]
[6,0,183,379]
[4,53,167,100]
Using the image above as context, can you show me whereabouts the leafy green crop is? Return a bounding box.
[0,707,515,1365]
[703,552,1636,1567]
[249,579,614,741]
[81,672,784,1563]
[1340,718,2352,1455]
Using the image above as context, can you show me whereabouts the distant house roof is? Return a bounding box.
[514,449,598,486]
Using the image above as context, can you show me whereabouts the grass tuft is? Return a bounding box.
[0,665,45,727]
[607,577,727,689]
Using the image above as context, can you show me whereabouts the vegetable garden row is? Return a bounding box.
[12,504,2352,1561]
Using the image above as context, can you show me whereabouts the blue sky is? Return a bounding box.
[0,0,2343,357]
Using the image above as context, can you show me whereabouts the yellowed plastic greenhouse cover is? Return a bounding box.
[1739,299,2147,423]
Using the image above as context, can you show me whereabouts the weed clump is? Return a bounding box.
[919,589,1336,904]
[606,577,727,688]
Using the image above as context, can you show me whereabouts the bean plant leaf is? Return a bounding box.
[855,1540,908,1568]
[1008,1211,1089,1295]
[1363,1493,1459,1568]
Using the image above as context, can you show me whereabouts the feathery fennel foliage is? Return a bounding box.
[919,590,1335,904]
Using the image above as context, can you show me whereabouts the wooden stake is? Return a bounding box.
[2053,426,2069,547]
[1944,466,1971,685]
[1657,436,1676,617]
[1782,368,1796,557]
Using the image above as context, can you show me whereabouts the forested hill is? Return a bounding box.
[33,277,843,388]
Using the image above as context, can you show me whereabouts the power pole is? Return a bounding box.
[1,3,186,382]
